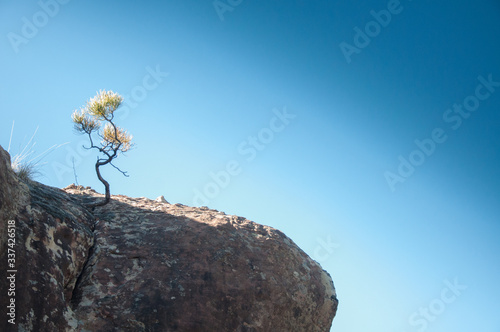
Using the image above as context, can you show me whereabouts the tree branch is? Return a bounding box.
[109,161,129,177]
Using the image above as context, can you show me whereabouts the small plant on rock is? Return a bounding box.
[72,90,133,207]
[7,122,67,182]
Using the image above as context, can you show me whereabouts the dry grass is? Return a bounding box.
[8,121,68,182]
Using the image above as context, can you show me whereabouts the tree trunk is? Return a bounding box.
[89,160,111,207]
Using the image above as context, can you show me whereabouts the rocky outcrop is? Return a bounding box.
[0,145,338,331]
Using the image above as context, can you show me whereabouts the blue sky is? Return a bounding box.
[1,1,500,331]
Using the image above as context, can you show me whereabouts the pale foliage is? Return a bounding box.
[102,123,133,152]
[86,90,123,119]
[72,90,133,154]
[71,109,100,134]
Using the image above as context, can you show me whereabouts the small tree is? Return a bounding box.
[72,90,133,207]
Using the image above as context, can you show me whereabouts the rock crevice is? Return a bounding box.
[69,225,97,310]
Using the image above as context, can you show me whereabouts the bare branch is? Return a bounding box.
[110,161,129,177]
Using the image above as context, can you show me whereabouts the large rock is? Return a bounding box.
[0,145,338,331]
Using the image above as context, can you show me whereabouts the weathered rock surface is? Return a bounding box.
[0,145,338,331]
[0,146,95,331]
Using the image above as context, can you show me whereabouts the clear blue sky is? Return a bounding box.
[1,1,500,331]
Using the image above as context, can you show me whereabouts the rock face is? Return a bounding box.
[0,145,338,331]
